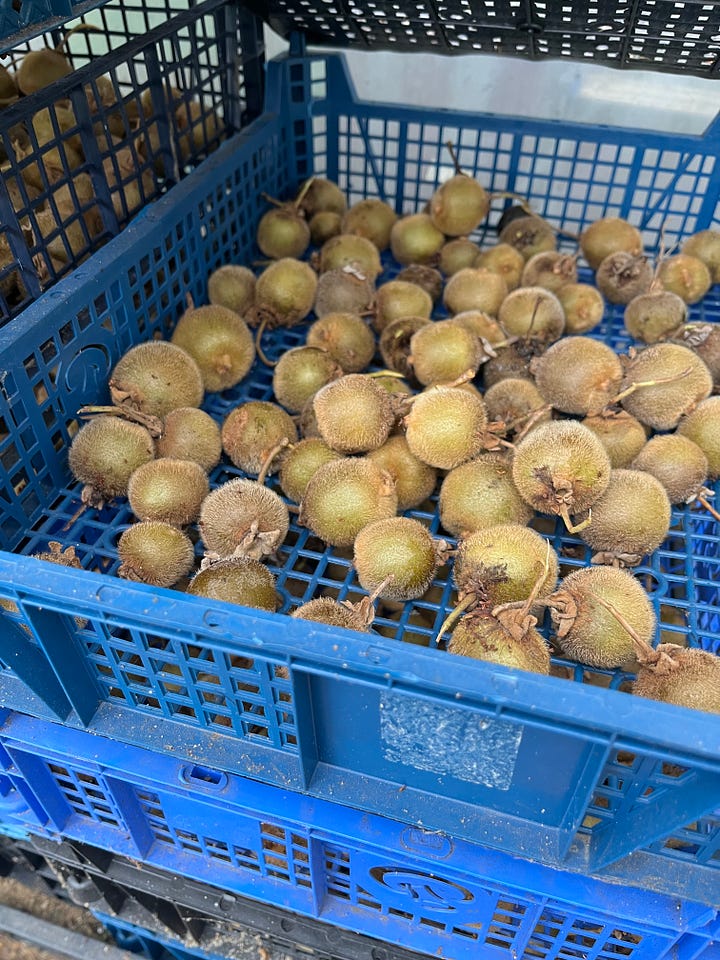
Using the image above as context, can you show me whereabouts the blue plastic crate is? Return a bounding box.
[0,0,108,52]
[0,709,718,960]
[0,50,719,901]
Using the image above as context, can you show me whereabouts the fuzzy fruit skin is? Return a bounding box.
[551,566,655,668]
[298,178,347,218]
[395,265,443,303]
[409,319,483,386]
[157,408,222,472]
[633,645,720,714]
[521,251,577,293]
[682,229,720,282]
[319,234,382,281]
[390,213,445,265]
[379,316,432,377]
[405,387,488,471]
[443,267,508,317]
[448,613,550,675]
[291,597,369,632]
[483,379,550,431]
[440,455,533,537]
[314,267,375,318]
[580,217,643,270]
[128,458,209,525]
[207,264,256,316]
[439,238,481,276]
[199,478,289,560]
[354,517,441,601]
[452,310,506,345]
[474,243,525,291]
[581,411,647,469]
[373,280,432,333]
[313,375,394,454]
[482,343,533,387]
[672,323,720,388]
[512,420,611,517]
[677,396,720,479]
[256,206,310,260]
[430,174,489,236]
[620,343,713,432]
[310,211,342,245]
[188,558,277,611]
[221,401,298,475]
[657,254,712,304]
[499,215,556,262]
[171,304,255,392]
[624,290,687,343]
[342,198,398,251]
[631,434,708,503]
[497,286,565,342]
[69,416,155,501]
[272,346,343,415]
[595,252,653,305]
[306,312,376,373]
[110,341,204,418]
[531,337,622,416]
[580,468,671,561]
[118,521,194,588]
[454,523,559,609]
[279,438,344,504]
[299,458,397,548]
[367,435,437,511]
[557,283,605,334]
[254,258,318,326]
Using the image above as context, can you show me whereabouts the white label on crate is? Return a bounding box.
[379,693,522,790]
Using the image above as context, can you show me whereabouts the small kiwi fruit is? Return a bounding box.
[656,253,711,304]
[521,251,577,292]
[353,517,448,601]
[530,336,623,415]
[429,166,489,237]
[452,310,506,346]
[366,435,437,511]
[580,217,643,270]
[633,645,720,714]
[677,396,720,478]
[298,178,347,218]
[187,556,277,611]
[256,197,310,260]
[16,46,72,96]
[482,342,534,387]
[671,323,720,388]
[443,267,508,317]
[395,265,443,303]
[69,416,155,507]
[128,458,209,525]
[171,304,255,393]
[409,318,484,386]
[474,243,525,291]
[118,521,195,588]
[306,312,375,373]
[373,280,433,333]
[291,597,370,632]
[483,379,550,434]
[581,410,647,469]
[390,214,445,265]
[252,258,318,328]
[278,438,344,503]
[497,287,565,343]
[595,252,653,305]
[624,289,687,343]
[310,211,342,245]
[447,611,550,675]
[619,343,713,431]
[631,434,708,504]
[156,407,222,472]
[314,265,375,317]
[222,402,298,475]
[404,387,488,470]
[313,374,394,453]
[342,198,397,250]
[682,229,720,282]
[110,341,204,418]
[199,478,290,560]
[272,346,343,414]
[498,214,556,262]
[439,238,482,276]
[379,315,432,377]
[557,283,605,334]
[439,454,533,537]
[319,234,382,281]
[207,265,256,316]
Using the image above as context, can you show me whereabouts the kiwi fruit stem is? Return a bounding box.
[342,574,395,629]
[696,491,720,522]
[510,403,554,440]
[590,591,671,669]
[559,504,592,535]
[605,365,693,409]
[254,313,277,367]
[436,593,476,646]
[257,437,292,486]
[293,176,316,210]
[78,404,163,437]
[368,369,406,380]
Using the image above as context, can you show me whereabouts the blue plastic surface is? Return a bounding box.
[0,51,719,900]
[100,914,232,960]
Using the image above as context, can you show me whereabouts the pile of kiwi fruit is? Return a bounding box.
[23,156,720,717]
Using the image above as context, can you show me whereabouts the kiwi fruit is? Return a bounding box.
[298,178,347,218]
[482,342,534,387]
[313,374,394,453]
[187,557,277,611]
[497,287,565,343]
[306,312,375,373]
[390,213,445,265]
[207,265,256,316]
[379,315,432,377]
[474,243,525,291]
[310,211,342,245]
[222,401,298,475]
[272,346,343,414]
[447,611,550,675]
[299,457,397,548]
[677,396,720,478]
[440,454,533,537]
[631,434,708,504]
[16,47,72,96]
[498,215,556,262]
[530,336,623,415]
[429,170,489,236]
[395,265,443,302]
[118,521,194,588]
[256,200,310,260]
[171,304,255,393]
[252,258,318,328]
[373,280,432,333]
[353,517,447,601]
[319,234,382,281]
[314,265,375,317]
[443,267,508,317]
[656,253,711,304]
[511,420,611,531]
[452,310,506,346]
[521,251,577,292]
[409,318,483,386]
[682,229,720,282]
[342,198,397,250]
[619,343,713,431]
[557,283,605,334]
[580,217,643,270]
[624,289,687,343]
[580,468,672,564]
[404,386,488,470]
[581,410,647,469]
[595,252,653,305]
[278,438,344,504]
[633,645,720,714]
[291,597,370,632]
[298,398,321,439]
[483,379,549,432]
[439,238,481,276]
[549,566,655,668]
[371,374,413,396]
[366,435,437,511]
[199,478,290,560]
[69,416,155,506]
[110,341,204,418]
[0,64,17,102]
[672,323,720,388]
[128,458,209,525]
[156,407,222,472]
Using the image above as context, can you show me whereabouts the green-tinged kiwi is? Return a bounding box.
[354,516,448,601]
[498,286,565,343]
[484,379,550,433]
[530,336,623,415]
[549,566,655,668]
[157,407,222,472]
[298,178,347,218]
[128,458,209,525]
[390,214,445,265]
[314,265,375,317]
[482,342,534,387]
[342,198,397,250]
[657,254,711,304]
[474,243,524,291]
[310,211,342,245]
[110,341,204,418]
[440,454,533,537]
[452,310,506,346]
[278,438,344,504]
[69,416,155,506]
[319,234,382,281]
[672,323,720,388]
[299,457,397,547]
[199,478,289,560]
[187,557,277,611]
[580,468,671,565]
[521,251,577,292]
[16,47,72,96]
[256,199,310,260]
[118,521,194,588]
[499,214,556,262]
[580,217,643,270]
[596,252,653,305]
[272,346,343,414]
[633,646,720,714]
[379,316,432,377]
[291,597,370,632]
[677,396,720,478]
[372,280,432,333]
[557,283,605,334]
[222,401,298,475]
[624,289,687,343]
[619,343,713,431]
[252,258,318,329]
[409,318,484,386]
[313,374,394,453]
[439,238,481,276]
[207,265,256,316]
[443,267,508,317]
[366,435,437,511]
[404,387,488,470]
[581,410,647,469]
[448,611,550,675]
[631,434,708,504]
[511,420,611,532]
[430,170,489,237]
[306,312,375,372]
[171,305,255,393]
[395,264,443,303]
[372,374,413,396]
[682,229,720,282]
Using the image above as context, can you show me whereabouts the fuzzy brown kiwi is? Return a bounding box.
[633,646,720,714]
[521,251,577,292]
[314,265,375,317]
[581,410,647,469]
[672,322,720,388]
[379,316,432,377]
[110,341,204,418]
[354,517,449,601]
[366,435,437,511]
[497,287,565,343]
[291,597,370,632]
[409,318,484,386]
[498,215,556,262]
[474,243,525,291]
[171,305,255,393]
[256,200,310,260]
[404,387,488,470]
[187,557,277,611]
[443,267,508,317]
[452,310,506,346]
[619,343,713,431]
[306,312,375,373]
[677,396,720,478]
[298,178,347,218]
[439,238,481,276]
[511,420,611,532]
[682,230,720,282]
[69,416,155,507]
[447,611,550,675]
[395,264,443,303]
[342,198,397,251]
[530,336,623,415]
[207,265,256,316]
[557,283,605,335]
[298,398,321,439]
[272,346,343,415]
[128,458,209,525]
[430,168,489,237]
[199,478,289,560]
[252,258,318,329]
[313,374,394,453]
[278,438,344,504]
[299,458,397,548]
[319,234,382,281]
[482,343,535,387]
[222,402,298,475]
[595,252,653,305]
[483,379,550,433]
[631,434,708,504]
[549,566,655,668]
[310,211,342,246]
[118,521,194,588]
[440,454,533,537]
[580,468,671,564]
[657,254,711,304]
[580,217,643,270]
[373,280,432,333]
[390,214,445,266]
[156,407,222,472]
[624,289,687,343]
[16,46,72,95]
